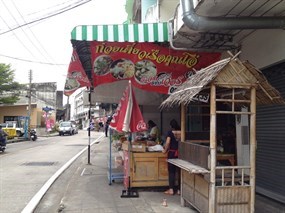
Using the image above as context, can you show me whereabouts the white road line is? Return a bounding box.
[21,135,104,213]
[80,168,86,176]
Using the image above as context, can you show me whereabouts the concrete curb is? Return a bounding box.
[6,133,59,144]
[21,135,105,213]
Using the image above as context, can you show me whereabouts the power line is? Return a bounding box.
[0,0,91,36]
[1,0,49,62]
[10,0,57,64]
[0,14,36,58]
[0,53,67,66]
[28,0,86,16]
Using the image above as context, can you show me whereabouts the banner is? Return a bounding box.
[64,48,91,96]
[90,41,221,94]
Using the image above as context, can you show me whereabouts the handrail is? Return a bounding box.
[216,166,251,186]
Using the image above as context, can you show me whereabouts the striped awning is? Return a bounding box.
[71,22,169,42]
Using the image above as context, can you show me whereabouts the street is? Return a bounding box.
[0,130,101,213]
[1,131,285,213]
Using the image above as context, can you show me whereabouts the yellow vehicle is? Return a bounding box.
[1,123,17,139]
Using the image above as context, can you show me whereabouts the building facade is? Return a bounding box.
[131,0,285,204]
[0,82,60,132]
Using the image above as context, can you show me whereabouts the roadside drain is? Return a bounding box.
[21,161,58,166]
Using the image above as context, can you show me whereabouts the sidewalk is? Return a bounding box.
[35,134,197,213]
[35,134,285,213]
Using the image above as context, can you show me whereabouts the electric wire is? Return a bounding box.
[1,0,48,62]
[0,0,91,67]
[0,0,91,36]
[0,53,67,66]
[10,0,57,64]
[0,14,36,58]
[28,0,88,16]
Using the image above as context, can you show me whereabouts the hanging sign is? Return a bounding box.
[90,41,221,94]
[64,48,91,96]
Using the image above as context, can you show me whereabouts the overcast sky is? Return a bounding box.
[0,0,127,91]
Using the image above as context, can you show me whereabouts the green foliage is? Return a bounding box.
[0,63,23,104]
[112,131,125,141]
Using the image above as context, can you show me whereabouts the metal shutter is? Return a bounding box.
[256,62,285,203]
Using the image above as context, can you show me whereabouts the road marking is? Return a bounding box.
[21,134,105,213]
[80,168,86,176]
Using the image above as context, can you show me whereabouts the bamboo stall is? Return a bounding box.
[161,55,284,213]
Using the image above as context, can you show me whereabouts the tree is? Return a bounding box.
[0,63,23,104]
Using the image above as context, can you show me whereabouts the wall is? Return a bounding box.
[159,0,179,22]
[240,29,285,69]
[0,105,37,127]
[142,0,179,23]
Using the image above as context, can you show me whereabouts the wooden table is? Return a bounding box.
[127,151,169,187]
[217,153,235,166]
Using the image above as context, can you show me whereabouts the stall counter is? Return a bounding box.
[125,151,169,187]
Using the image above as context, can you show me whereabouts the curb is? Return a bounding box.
[6,133,59,144]
[21,135,105,213]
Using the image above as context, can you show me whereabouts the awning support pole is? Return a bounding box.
[209,84,216,213]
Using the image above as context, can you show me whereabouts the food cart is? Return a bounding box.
[108,81,169,190]
[161,55,285,213]
[121,141,168,188]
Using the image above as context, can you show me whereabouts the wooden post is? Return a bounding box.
[180,104,186,206]
[209,84,216,213]
[181,104,186,142]
[250,87,256,213]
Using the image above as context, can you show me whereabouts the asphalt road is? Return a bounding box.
[0,130,101,213]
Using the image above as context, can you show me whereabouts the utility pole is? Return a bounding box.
[88,87,92,164]
[66,96,70,121]
[27,70,32,140]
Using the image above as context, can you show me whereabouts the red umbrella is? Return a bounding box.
[110,81,147,133]
[109,81,147,198]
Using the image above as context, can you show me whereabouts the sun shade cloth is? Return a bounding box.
[71,22,169,42]
[66,23,221,96]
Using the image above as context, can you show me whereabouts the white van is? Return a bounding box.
[58,121,75,136]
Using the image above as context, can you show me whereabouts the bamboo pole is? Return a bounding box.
[180,104,186,206]
[209,84,216,213]
[181,104,186,142]
[250,87,256,213]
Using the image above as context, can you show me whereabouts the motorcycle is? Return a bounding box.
[0,144,5,152]
[30,129,37,141]
[0,132,7,152]
[0,137,6,152]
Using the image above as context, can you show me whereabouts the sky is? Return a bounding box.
[0,0,128,91]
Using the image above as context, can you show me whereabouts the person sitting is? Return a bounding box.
[147,120,161,144]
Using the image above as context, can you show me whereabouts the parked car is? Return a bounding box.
[58,121,75,136]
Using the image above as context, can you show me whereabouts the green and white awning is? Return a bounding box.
[71,22,169,42]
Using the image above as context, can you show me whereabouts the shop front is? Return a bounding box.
[161,55,285,213]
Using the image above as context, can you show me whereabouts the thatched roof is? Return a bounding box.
[161,57,285,108]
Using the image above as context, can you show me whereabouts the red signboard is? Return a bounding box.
[64,48,91,96]
[90,41,221,94]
